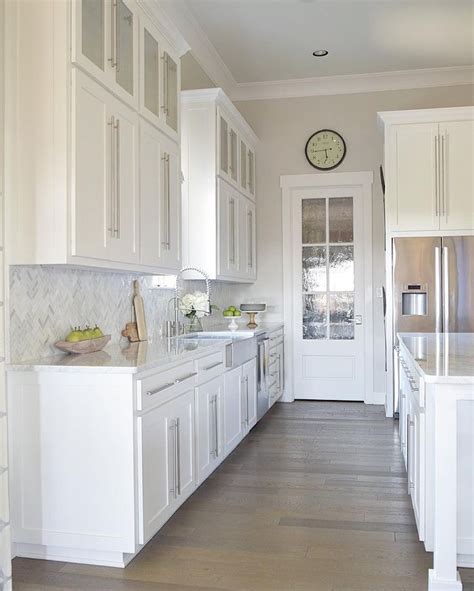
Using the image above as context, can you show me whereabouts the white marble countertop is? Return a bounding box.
[398,332,474,384]
[7,337,233,375]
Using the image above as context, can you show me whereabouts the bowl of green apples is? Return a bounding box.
[55,326,111,354]
[223,306,242,330]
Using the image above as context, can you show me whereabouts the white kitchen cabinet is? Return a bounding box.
[196,375,224,483]
[241,358,257,431]
[140,119,181,271]
[181,88,258,283]
[73,69,139,264]
[379,107,474,234]
[72,0,139,108]
[224,366,244,455]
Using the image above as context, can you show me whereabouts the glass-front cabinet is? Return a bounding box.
[73,0,139,108]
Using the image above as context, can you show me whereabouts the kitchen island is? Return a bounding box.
[397,333,474,591]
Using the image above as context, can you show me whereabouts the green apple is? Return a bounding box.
[223,310,233,317]
[228,306,236,312]
[233,310,241,317]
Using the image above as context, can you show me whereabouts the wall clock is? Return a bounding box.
[305,129,346,170]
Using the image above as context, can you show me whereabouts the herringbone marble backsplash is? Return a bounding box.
[9,266,241,362]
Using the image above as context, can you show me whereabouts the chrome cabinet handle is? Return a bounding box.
[161,54,169,115]
[245,376,249,426]
[169,420,176,498]
[161,153,170,249]
[441,133,446,216]
[147,382,175,396]
[248,210,253,269]
[434,135,439,216]
[214,395,219,457]
[108,116,116,236]
[203,361,223,372]
[229,198,235,265]
[174,371,197,384]
[114,118,120,238]
[175,417,181,496]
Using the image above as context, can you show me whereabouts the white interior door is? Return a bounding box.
[293,187,366,400]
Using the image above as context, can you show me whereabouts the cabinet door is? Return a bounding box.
[113,0,139,104]
[107,94,139,263]
[410,405,425,539]
[137,403,174,544]
[439,120,474,231]
[218,110,230,179]
[72,70,110,261]
[140,15,161,124]
[228,125,239,185]
[218,181,239,278]
[224,367,243,455]
[72,0,108,83]
[242,358,257,430]
[159,135,181,271]
[163,46,180,136]
[388,123,439,232]
[171,389,196,501]
[239,197,256,280]
[276,343,284,398]
[196,376,224,483]
[247,147,256,199]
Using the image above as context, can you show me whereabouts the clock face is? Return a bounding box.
[305,130,346,170]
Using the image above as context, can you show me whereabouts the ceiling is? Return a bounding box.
[182,0,474,83]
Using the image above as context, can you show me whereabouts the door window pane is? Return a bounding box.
[302,198,326,244]
[302,246,326,292]
[330,293,354,340]
[144,28,159,116]
[240,140,247,189]
[220,117,228,174]
[329,246,354,291]
[116,0,134,96]
[165,53,178,132]
[329,197,353,242]
[248,149,255,195]
[303,294,327,339]
[82,0,104,70]
[230,129,238,181]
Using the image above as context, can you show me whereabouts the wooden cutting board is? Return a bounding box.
[133,280,148,342]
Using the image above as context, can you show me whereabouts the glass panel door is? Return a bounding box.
[143,28,159,117]
[164,52,178,132]
[81,0,105,71]
[219,116,229,176]
[248,148,255,196]
[302,197,355,340]
[240,139,248,191]
[229,128,238,182]
[116,0,134,96]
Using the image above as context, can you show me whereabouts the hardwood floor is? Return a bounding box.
[12,401,474,590]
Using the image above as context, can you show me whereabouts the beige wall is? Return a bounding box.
[181,52,216,91]
[233,85,474,396]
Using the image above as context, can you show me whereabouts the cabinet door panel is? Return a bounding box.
[158,135,181,271]
[389,123,439,231]
[137,405,173,544]
[72,70,109,261]
[107,96,139,263]
[73,0,107,81]
[218,181,239,278]
[440,120,474,231]
[142,24,160,119]
[239,197,256,280]
[242,358,257,430]
[164,51,179,133]
[224,367,243,455]
[218,113,229,178]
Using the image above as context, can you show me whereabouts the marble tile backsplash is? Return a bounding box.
[9,266,241,362]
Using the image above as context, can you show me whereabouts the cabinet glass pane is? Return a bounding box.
[82,0,104,70]
[302,246,326,292]
[240,140,247,189]
[330,293,354,340]
[165,53,178,132]
[144,29,159,116]
[230,130,238,181]
[248,149,255,195]
[116,0,134,96]
[302,198,326,244]
[220,117,228,174]
[329,197,353,243]
[303,294,327,340]
[329,246,354,291]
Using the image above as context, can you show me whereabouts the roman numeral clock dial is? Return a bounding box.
[305,129,346,170]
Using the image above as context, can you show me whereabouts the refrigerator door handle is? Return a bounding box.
[435,246,442,333]
[442,246,449,333]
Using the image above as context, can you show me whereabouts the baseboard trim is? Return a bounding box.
[365,391,385,405]
[13,543,134,568]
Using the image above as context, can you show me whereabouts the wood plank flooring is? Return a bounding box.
[12,401,474,590]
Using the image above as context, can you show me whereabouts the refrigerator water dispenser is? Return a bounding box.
[402,284,427,316]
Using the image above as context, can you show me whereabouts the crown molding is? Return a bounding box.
[156,1,237,97]
[138,1,190,56]
[230,65,474,102]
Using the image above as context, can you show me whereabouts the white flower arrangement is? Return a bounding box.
[179,291,210,319]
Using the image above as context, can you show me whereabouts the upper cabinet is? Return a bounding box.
[181,89,258,282]
[9,0,186,273]
[379,107,474,234]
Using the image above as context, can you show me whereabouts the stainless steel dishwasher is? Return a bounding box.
[256,333,270,420]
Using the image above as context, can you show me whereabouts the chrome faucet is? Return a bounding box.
[174,267,212,337]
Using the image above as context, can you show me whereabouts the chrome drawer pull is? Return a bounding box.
[147,382,174,396]
[203,362,223,371]
[174,372,198,384]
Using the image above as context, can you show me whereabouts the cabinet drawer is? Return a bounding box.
[137,361,196,412]
[195,351,225,385]
[268,379,279,401]
[399,353,424,408]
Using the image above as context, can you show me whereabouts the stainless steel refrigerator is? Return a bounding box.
[392,236,474,414]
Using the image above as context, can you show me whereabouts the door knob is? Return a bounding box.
[355,315,363,326]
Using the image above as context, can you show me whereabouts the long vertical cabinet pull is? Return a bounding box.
[406,413,411,492]
[161,153,170,249]
[175,417,181,496]
[109,0,117,68]
[169,420,176,499]
[245,376,249,426]
[434,135,439,217]
[248,210,253,269]
[114,118,121,238]
[108,116,116,236]
[229,198,235,266]
[441,133,447,217]
[214,395,219,458]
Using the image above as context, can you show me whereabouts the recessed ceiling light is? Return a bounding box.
[313,50,328,57]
